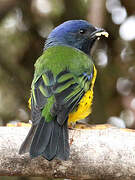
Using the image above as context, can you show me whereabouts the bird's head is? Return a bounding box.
[45,20,108,55]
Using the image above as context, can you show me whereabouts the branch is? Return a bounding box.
[87,0,106,27]
[1,125,135,179]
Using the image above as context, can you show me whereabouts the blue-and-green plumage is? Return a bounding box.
[19,20,108,161]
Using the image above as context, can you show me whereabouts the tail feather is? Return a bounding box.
[19,124,38,154]
[56,121,70,160]
[20,117,70,161]
[30,117,53,158]
[42,120,61,160]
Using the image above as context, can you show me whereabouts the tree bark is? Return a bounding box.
[87,0,106,27]
[1,125,135,179]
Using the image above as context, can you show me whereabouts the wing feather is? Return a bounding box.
[31,67,94,126]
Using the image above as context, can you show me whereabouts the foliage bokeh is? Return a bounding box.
[0,0,135,129]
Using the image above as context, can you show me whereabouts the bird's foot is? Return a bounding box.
[68,122,76,130]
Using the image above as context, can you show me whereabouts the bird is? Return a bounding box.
[19,20,108,161]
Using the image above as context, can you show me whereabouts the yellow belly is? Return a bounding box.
[68,65,97,126]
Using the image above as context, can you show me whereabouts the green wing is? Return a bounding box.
[31,45,94,125]
[31,67,94,126]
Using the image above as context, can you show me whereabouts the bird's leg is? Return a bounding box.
[68,121,76,129]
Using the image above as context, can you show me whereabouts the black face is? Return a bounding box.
[45,20,107,55]
[71,27,105,54]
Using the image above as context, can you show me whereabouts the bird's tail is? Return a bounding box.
[19,117,69,161]
[19,124,38,154]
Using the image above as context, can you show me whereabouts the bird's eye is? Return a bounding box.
[79,29,86,34]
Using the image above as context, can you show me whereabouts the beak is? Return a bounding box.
[91,28,109,39]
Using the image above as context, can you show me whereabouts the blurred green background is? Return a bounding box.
[0,0,135,179]
[1,0,135,129]
[1,0,135,128]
